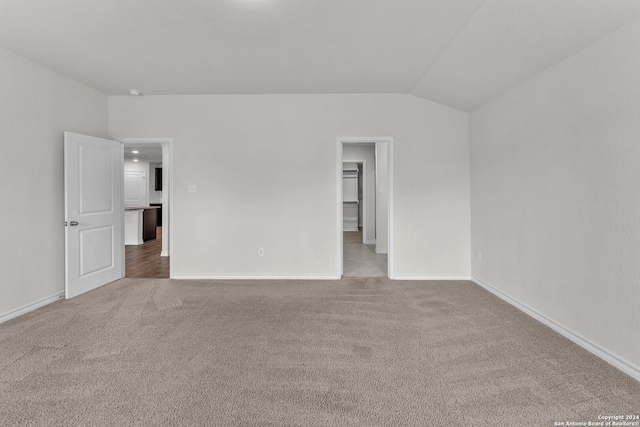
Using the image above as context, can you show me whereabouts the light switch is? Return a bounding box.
[188,185,196,193]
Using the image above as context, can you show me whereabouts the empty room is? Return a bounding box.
[1,1,639,425]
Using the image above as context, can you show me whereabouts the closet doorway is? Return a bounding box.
[337,137,394,278]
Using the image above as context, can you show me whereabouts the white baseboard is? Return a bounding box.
[364,240,376,245]
[160,251,170,257]
[375,248,388,254]
[343,228,359,232]
[172,275,341,280]
[471,276,640,382]
[125,239,144,245]
[393,275,471,281]
[0,292,65,324]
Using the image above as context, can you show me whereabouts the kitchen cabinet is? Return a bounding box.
[150,203,162,226]
[154,167,163,191]
[143,208,157,241]
[124,206,159,245]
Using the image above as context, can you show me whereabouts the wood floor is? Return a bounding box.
[125,226,170,278]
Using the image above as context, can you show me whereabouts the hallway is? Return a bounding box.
[125,227,170,278]
[343,230,387,277]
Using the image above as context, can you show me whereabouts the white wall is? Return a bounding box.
[124,159,149,172]
[109,94,470,278]
[343,144,375,243]
[375,142,388,254]
[470,20,640,371]
[0,46,108,319]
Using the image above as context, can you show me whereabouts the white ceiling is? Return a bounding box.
[1,0,638,111]
[124,143,163,163]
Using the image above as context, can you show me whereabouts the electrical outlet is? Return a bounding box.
[258,247,264,257]
[476,250,482,261]
[187,185,196,193]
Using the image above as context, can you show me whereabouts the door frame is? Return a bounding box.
[117,137,174,278]
[337,137,394,279]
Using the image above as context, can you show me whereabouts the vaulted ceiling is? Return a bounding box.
[1,0,639,111]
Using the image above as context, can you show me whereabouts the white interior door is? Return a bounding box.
[64,131,124,299]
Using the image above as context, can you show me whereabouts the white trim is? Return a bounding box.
[374,248,388,254]
[117,137,174,279]
[394,275,471,281]
[172,275,340,280]
[337,137,394,279]
[160,251,170,257]
[364,240,376,245]
[125,239,144,245]
[118,144,125,278]
[337,142,344,277]
[388,139,395,279]
[0,293,64,324]
[471,277,640,382]
[117,137,174,143]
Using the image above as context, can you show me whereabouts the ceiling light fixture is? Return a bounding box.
[133,159,139,162]
[128,89,143,96]
[132,150,139,154]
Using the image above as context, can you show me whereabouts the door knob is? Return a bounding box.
[69,221,79,226]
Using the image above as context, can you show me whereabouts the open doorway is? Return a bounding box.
[337,137,394,279]
[342,154,385,277]
[119,138,173,278]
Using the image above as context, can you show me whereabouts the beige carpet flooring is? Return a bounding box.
[1,278,639,426]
